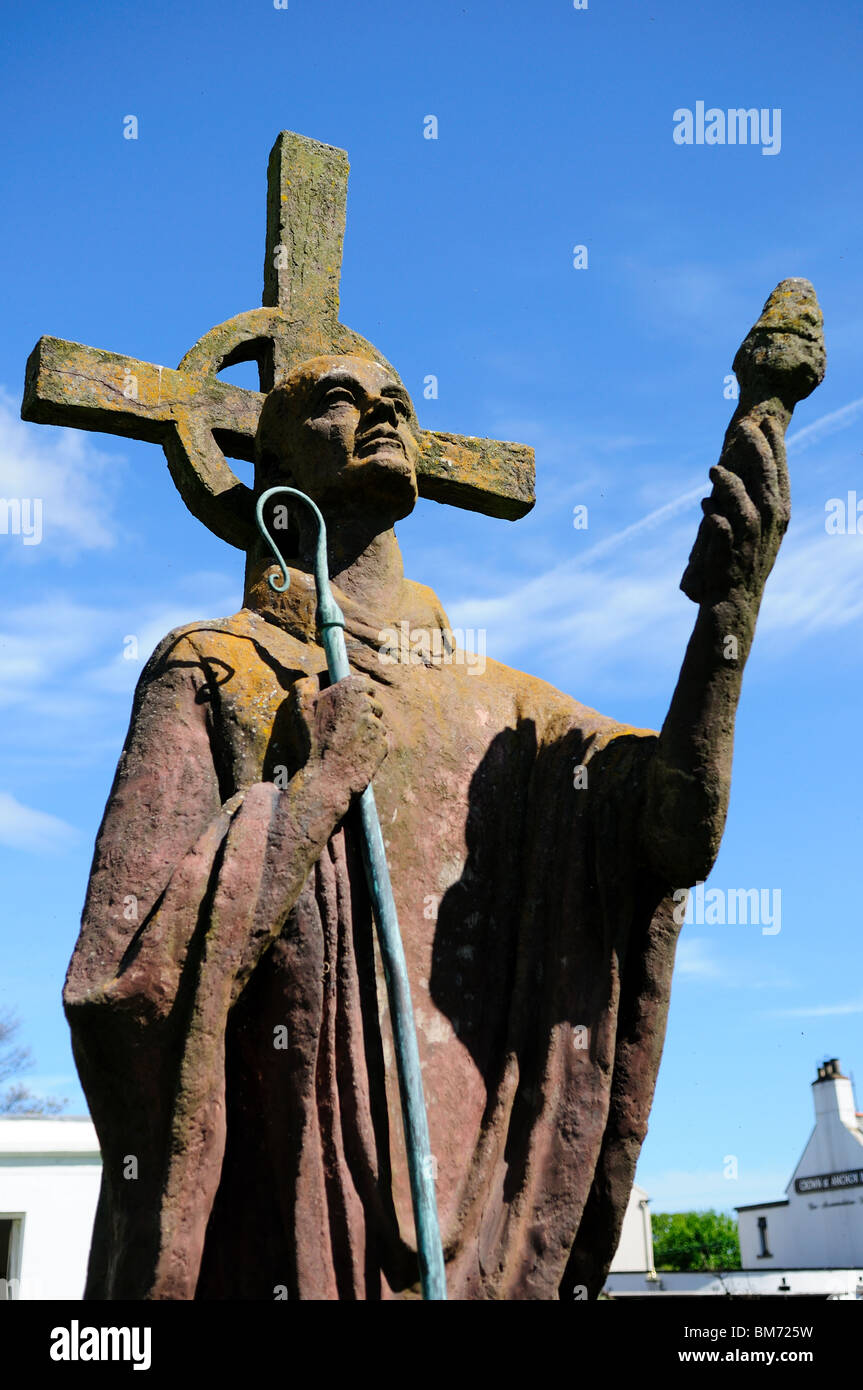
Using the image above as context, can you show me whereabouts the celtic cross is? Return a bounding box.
[22,131,535,551]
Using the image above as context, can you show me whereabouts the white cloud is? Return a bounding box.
[674,938,794,991]
[766,998,863,1019]
[0,597,114,709]
[445,394,863,680]
[675,939,725,980]
[760,533,863,637]
[0,575,239,780]
[0,791,78,852]
[447,515,694,681]
[0,389,125,555]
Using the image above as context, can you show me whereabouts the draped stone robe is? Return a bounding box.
[65,566,681,1301]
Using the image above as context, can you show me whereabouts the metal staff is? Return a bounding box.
[256,485,447,1301]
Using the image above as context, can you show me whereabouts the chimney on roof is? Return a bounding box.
[812,1058,858,1127]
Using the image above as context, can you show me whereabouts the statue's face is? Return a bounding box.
[260,354,419,519]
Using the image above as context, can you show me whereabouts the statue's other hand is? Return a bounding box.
[680,415,790,608]
[287,672,389,795]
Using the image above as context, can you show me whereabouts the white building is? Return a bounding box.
[605,1057,863,1298]
[608,1182,655,1276]
[737,1057,863,1269]
[0,1116,100,1299]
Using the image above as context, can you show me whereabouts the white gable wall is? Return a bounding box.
[0,1117,100,1300]
[737,1061,863,1270]
[609,1182,654,1273]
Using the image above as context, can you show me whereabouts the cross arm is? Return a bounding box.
[22,335,534,526]
[21,335,262,462]
[419,430,534,519]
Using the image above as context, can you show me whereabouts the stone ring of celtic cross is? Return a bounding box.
[164,305,408,549]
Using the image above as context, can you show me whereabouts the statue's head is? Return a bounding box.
[255,353,419,523]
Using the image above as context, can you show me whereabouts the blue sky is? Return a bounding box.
[2,0,862,1216]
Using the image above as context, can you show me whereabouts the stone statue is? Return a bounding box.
[21,132,825,1300]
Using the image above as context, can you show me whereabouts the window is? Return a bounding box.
[0,1216,23,1298]
[756,1215,772,1259]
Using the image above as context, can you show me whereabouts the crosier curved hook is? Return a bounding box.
[256,486,347,653]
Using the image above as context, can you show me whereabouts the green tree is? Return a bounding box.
[651,1210,741,1271]
[0,1010,67,1115]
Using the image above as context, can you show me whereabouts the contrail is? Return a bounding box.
[459,394,863,615]
[582,393,863,565]
[786,395,863,453]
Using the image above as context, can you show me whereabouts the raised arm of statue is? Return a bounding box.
[640,279,825,888]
